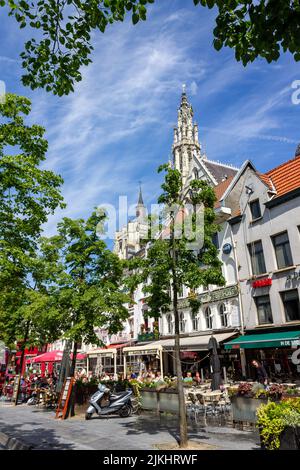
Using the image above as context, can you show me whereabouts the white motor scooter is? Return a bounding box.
[85,383,133,420]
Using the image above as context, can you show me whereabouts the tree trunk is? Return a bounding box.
[15,321,30,406]
[171,225,188,448]
[67,341,78,418]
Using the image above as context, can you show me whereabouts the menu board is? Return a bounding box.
[55,377,74,420]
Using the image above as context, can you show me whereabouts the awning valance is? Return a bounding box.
[123,342,163,356]
[87,348,117,358]
[224,330,300,350]
[123,332,236,355]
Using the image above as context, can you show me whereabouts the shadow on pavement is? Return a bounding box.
[0,420,75,450]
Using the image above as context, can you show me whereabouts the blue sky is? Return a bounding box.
[0,1,299,240]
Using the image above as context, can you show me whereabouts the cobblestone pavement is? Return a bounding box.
[0,403,260,450]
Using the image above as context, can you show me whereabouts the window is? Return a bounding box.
[166,314,173,334]
[280,290,300,322]
[255,295,273,324]
[272,232,293,269]
[191,312,198,331]
[204,307,213,329]
[219,303,228,327]
[249,199,261,220]
[248,240,267,275]
[179,313,185,333]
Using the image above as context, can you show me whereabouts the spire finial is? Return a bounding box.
[182,83,186,94]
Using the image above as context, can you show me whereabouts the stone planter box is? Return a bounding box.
[140,389,179,414]
[230,396,268,423]
[279,426,300,450]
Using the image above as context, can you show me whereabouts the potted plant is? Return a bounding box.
[229,382,270,424]
[257,399,300,450]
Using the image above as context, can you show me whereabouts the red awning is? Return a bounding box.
[26,350,87,364]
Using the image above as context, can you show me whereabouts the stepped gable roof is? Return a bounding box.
[202,159,239,184]
[265,155,300,197]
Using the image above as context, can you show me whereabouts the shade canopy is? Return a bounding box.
[26,350,86,364]
[224,330,300,350]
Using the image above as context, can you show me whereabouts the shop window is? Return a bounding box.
[204,307,213,329]
[255,295,273,324]
[272,231,293,269]
[248,240,267,275]
[191,312,198,331]
[179,313,185,333]
[280,290,300,322]
[249,199,261,220]
[219,303,228,327]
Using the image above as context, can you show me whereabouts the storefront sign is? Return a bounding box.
[252,278,272,288]
[127,349,158,356]
[89,352,114,359]
[287,271,300,281]
[175,285,239,310]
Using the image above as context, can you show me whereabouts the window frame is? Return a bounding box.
[254,294,273,325]
[204,307,213,330]
[248,240,267,275]
[280,289,300,322]
[219,303,228,327]
[272,231,293,269]
[249,199,262,220]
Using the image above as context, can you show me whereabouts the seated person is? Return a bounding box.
[153,371,164,384]
[183,372,193,383]
[193,371,201,384]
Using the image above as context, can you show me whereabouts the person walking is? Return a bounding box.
[251,360,269,385]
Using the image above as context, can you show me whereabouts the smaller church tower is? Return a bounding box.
[136,184,147,220]
[173,85,202,186]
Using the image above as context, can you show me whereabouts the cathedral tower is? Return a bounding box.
[173,86,201,186]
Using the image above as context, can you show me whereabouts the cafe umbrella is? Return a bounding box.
[208,336,222,391]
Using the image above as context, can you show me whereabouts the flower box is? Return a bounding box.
[279,426,300,450]
[140,389,179,414]
[230,396,268,423]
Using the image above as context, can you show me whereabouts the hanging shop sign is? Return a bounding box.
[252,278,272,288]
[127,349,158,356]
[222,243,232,255]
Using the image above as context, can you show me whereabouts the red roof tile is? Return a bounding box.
[214,176,234,208]
[265,155,300,197]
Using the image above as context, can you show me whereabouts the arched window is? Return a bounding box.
[166,314,173,334]
[191,312,198,331]
[219,303,228,327]
[204,307,213,329]
[179,313,185,333]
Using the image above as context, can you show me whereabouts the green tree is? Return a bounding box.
[126,164,224,447]
[42,211,130,376]
[0,93,64,393]
[1,0,299,96]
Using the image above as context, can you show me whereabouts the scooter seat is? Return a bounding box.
[110,391,129,401]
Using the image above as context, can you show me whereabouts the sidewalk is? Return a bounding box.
[0,403,260,450]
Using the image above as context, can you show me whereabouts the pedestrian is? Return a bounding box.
[251,360,269,385]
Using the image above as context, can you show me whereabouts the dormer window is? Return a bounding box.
[249,199,261,220]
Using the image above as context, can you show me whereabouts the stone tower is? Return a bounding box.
[136,184,147,220]
[173,86,201,186]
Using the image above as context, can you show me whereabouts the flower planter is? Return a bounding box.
[279,426,300,450]
[140,389,179,414]
[230,396,268,424]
